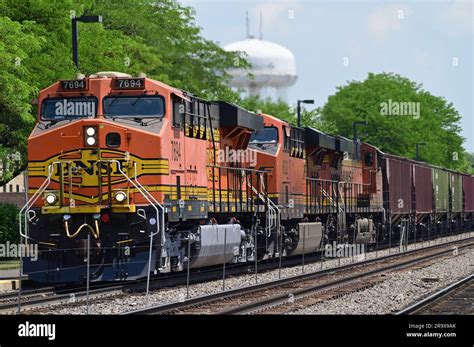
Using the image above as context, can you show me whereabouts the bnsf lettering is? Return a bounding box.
[54,160,127,177]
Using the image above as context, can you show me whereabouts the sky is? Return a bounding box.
[179,0,473,152]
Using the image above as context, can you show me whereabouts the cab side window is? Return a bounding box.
[184,99,208,140]
[173,96,210,140]
[364,151,374,166]
[172,96,184,128]
[289,126,304,158]
[283,126,290,152]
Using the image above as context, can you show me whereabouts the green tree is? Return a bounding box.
[0,202,20,246]
[88,0,245,100]
[319,72,468,171]
[0,16,44,183]
[0,0,246,184]
[239,96,337,134]
[466,152,474,174]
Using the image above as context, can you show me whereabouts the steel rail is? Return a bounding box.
[124,236,473,315]
[3,234,471,314]
[221,244,473,315]
[395,273,473,315]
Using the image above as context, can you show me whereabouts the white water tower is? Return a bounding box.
[223,12,297,101]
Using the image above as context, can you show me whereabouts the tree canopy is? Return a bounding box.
[239,96,337,134]
[240,73,470,173]
[319,73,469,171]
[0,0,244,184]
[0,3,470,185]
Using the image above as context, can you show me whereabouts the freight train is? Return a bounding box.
[21,72,474,283]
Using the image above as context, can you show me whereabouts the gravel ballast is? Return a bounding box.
[291,248,473,314]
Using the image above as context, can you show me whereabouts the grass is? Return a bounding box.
[0,259,20,270]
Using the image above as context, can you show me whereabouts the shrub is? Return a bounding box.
[0,202,20,245]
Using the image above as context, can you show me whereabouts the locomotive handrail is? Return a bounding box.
[305,177,342,213]
[19,162,58,244]
[305,177,341,183]
[207,164,270,173]
[110,159,162,305]
[133,162,165,247]
[267,197,280,239]
[244,172,279,238]
[261,175,280,236]
[108,159,161,238]
[258,174,275,235]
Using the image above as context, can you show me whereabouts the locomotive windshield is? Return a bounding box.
[249,126,278,144]
[103,95,165,118]
[248,126,279,153]
[41,97,97,120]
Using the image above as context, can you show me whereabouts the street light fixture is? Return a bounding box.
[72,15,103,70]
[297,99,314,127]
[353,121,368,142]
[416,142,426,161]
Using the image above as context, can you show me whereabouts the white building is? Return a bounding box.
[1,172,25,193]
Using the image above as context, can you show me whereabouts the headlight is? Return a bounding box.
[45,193,57,205]
[86,127,96,136]
[86,137,96,146]
[84,126,97,147]
[114,191,127,203]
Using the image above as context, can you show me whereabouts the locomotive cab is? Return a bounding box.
[25,72,179,282]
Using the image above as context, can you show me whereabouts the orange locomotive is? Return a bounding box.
[22,71,385,283]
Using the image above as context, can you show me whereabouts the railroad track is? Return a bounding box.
[0,286,55,305]
[0,282,127,314]
[1,233,471,314]
[125,237,473,315]
[0,250,336,314]
[396,274,473,315]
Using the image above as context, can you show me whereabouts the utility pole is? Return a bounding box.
[297,99,314,127]
[72,15,103,70]
[353,121,368,142]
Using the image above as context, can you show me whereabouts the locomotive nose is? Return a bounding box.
[81,121,126,150]
[28,118,165,211]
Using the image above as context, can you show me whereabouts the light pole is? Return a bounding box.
[297,99,314,127]
[72,15,103,70]
[353,121,368,142]
[416,142,426,161]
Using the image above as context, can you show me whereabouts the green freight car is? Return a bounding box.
[450,172,463,212]
[432,168,449,212]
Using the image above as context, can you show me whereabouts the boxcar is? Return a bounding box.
[382,155,412,215]
[412,163,433,214]
[449,172,463,213]
[463,175,474,212]
[432,168,449,212]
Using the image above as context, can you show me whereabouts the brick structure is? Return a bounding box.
[0,172,26,208]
